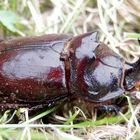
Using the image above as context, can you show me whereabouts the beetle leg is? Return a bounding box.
[138,38,140,45]
[97,105,120,113]
[0,103,30,111]
[29,103,51,111]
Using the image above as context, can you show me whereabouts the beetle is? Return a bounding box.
[0,32,139,110]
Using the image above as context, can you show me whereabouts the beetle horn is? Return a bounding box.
[89,31,98,42]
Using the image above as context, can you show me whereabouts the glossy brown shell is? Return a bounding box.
[0,34,72,108]
[0,32,139,109]
[67,32,125,102]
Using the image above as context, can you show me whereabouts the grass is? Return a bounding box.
[0,0,140,139]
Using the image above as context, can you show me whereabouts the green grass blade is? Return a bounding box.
[124,32,140,39]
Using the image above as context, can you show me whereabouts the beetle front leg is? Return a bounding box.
[96,105,120,114]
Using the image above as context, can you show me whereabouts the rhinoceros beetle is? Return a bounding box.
[0,32,139,110]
